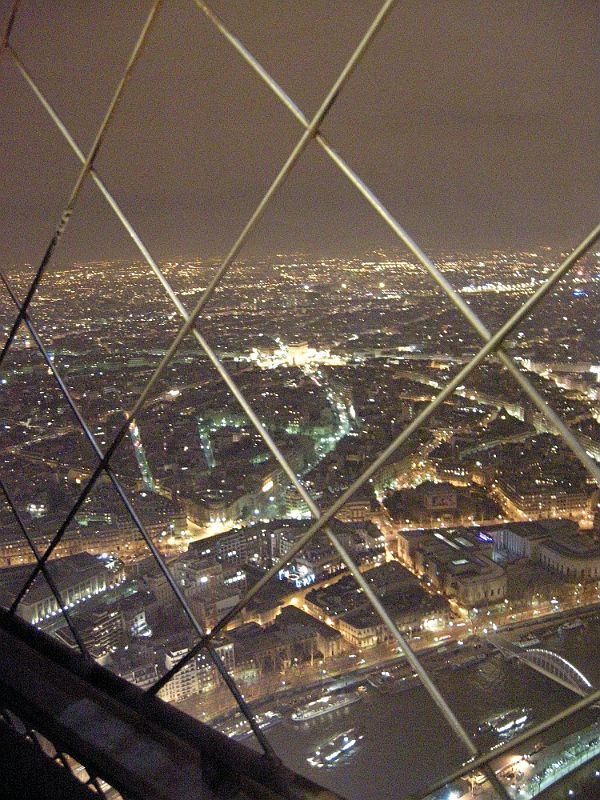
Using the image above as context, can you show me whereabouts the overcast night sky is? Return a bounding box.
[0,0,598,268]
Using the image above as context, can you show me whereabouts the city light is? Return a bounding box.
[0,3,598,798]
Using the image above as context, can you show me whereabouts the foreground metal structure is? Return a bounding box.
[0,609,341,800]
[0,1,599,798]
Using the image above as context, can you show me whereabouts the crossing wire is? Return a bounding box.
[1,2,598,798]
[0,0,400,763]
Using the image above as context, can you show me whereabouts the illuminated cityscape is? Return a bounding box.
[3,249,600,797]
[0,2,599,800]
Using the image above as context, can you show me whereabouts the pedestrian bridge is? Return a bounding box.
[487,633,594,697]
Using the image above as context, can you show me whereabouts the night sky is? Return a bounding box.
[0,0,598,267]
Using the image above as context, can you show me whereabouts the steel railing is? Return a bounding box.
[1,2,599,798]
[0,607,342,800]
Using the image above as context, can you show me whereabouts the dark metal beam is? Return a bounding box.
[0,718,97,800]
[0,610,344,800]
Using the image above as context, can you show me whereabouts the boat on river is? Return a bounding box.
[516,636,541,649]
[217,710,282,740]
[291,691,361,722]
[307,727,364,768]
[559,619,584,632]
[478,707,532,739]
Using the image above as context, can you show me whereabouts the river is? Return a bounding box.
[243,617,600,799]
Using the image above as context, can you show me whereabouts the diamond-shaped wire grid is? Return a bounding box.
[0,707,124,799]
[1,1,599,795]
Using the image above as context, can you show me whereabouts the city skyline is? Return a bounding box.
[3,245,600,799]
[0,0,598,269]
[1,3,600,800]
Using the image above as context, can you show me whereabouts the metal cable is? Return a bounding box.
[0,3,597,797]
[0,0,163,372]
[0,263,273,746]
[417,682,600,800]
[7,0,396,612]
[0,479,89,659]
[192,0,600,487]
[1,0,21,47]
[0,36,480,755]
[0,0,397,757]
[4,48,477,748]
[0,6,276,758]
[156,221,600,684]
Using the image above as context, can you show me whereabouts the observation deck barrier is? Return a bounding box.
[1,1,600,799]
[0,608,341,800]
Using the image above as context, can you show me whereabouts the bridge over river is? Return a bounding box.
[486,633,594,697]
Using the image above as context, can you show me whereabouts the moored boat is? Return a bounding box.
[478,707,532,739]
[307,727,364,768]
[559,619,584,632]
[291,691,361,722]
[516,636,541,649]
[217,710,282,740]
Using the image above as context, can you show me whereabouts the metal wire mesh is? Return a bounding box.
[0,705,124,799]
[1,1,599,797]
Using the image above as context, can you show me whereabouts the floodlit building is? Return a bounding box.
[0,552,125,626]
